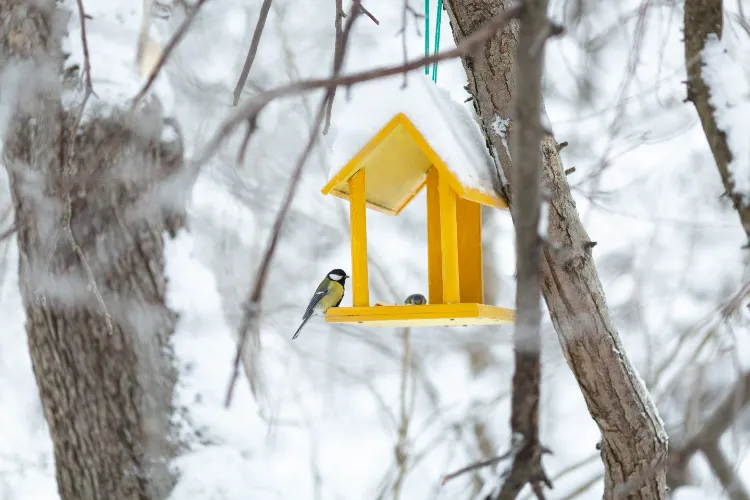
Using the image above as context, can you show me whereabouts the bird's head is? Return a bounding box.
[327,269,349,284]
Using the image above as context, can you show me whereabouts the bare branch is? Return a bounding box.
[491,0,553,497]
[358,4,379,25]
[131,0,209,109]
[443,0,669,497]
[674,370,750,459]
[322,0,343,135]
[193,5,522,171]
[232,0,273,107]
[73,0,94,129]
[442,452,513,485]
[701,441,750,500]
[224,0,366,408]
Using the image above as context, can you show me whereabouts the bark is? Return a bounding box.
[495,0,551,497]
[443,1,669,498]
[1,2,189,499]
[683,0,750,244]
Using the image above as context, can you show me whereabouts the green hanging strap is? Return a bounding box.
[431,0,442,82]
[424,0,430,74]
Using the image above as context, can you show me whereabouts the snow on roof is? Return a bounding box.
[329,73,499,197]
[702,34,750,202]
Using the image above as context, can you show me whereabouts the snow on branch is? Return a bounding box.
[701,35,750,205]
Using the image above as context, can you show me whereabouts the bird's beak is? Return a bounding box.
[346,275,351,278]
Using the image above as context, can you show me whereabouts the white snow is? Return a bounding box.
[491,115,513,163]
[702,34,750,202]
[165,229,267,500]
[63,0,174,119]
[329,73,498,196]
[538,200,549,238]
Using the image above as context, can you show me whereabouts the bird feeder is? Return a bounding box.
[321,109,515,327]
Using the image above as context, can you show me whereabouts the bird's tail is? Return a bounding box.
[292,315,312,339]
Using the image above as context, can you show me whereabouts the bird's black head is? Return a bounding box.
[327,268,349,284]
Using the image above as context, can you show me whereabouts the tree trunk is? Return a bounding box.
[1,2,189,499]
[443,1,669,498]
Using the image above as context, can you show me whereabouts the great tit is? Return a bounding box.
[292,268,349,339]
[405,293,427,305]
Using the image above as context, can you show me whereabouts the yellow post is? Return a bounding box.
[348,169,370,306]
[426,168,443,304]
[438,173,460,304]
[457,198,483,303]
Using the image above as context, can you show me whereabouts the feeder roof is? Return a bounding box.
[322,74,508,215]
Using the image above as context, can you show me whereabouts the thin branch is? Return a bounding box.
[73,0,94,130]
[622,370,750,497]
[232,0,273,107]
[392,328,413,500]
[224,0,365,408]
[442,452,513,485]
[0,224,16,243]
[193,4,523,171]
[674,370,750,459]
[358,3,379,25]
[701,441,750,500]
[131,0,209,109]
[322,0,343,134]
[64,196,114,335]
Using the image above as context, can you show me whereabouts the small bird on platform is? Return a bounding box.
[293,269,349,339]
[404,293,427,305]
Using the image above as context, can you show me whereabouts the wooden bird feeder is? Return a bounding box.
[321,112,515,327]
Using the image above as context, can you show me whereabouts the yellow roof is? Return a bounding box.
[321,113,508,215]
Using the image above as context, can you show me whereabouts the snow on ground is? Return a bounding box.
[702,33,750,203]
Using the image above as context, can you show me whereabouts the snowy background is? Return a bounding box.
[1,0,749,499]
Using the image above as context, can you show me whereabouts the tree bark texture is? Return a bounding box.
[1,2,188,499]
[443,1,669,498]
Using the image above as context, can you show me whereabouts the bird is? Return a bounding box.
[292,268,349,339]
[404,293,427,305]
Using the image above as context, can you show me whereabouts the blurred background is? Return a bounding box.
[1,0,749,498]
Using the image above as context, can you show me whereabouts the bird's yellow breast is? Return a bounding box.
[318,281,345,311]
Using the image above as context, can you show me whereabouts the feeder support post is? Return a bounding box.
[438,172,461,303]
[349,169,370,307]
[426,167,444,304]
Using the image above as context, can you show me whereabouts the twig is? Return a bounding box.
[224,0,365,408]
[72,0,95,131]
[54,2,114,336]
[232,0,274,106]
[0,224,16,243]
[322,0,343,135]
[701,441,750,500]
[193,4,523,171]
[392,328,413,499]
[131,0,209,108]
[399,0,409,87]
[442,452,513,485]
[64,196,114,335]
[358,4,379,25]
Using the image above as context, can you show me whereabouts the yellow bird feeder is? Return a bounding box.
[321,108,515,328]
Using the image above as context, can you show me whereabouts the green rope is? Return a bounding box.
[424,0,430,74]
[431,0,442,82]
